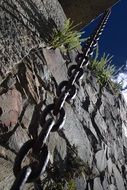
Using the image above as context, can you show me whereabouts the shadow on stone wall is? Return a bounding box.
[0,0,57,43]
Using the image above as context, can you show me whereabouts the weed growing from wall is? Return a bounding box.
[89,46,123,93]
[89,46,115,86]
[50,19,84,51]
[42,145,90,190]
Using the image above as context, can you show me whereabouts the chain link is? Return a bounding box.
[10,9,111,190]
[10,166,32,190]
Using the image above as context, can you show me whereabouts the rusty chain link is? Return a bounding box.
[10,9,111,190]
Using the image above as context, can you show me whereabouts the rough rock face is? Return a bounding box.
[58,0,119,29]
[0,0,127,190]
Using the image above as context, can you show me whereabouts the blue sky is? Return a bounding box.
[81,0,127,103]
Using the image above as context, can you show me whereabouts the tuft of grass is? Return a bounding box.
[90,56,115,86]
[110,64,125,92]
[109,79,124,95]
[50,19,84,51]
[89,46,115,86]
[42,145,90,190]
[67,179,76,190]
[89,46,124,94]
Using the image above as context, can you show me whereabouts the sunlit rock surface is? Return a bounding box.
[0,0,127,190]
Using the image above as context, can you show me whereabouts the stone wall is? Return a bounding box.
[0,0,127,190]
[58,0,119,29]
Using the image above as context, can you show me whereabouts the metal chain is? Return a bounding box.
[10,9,111,190]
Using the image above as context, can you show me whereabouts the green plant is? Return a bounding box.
[108,79,123,95]
[92,55,115,85]
[67,179,76,190]
[44,181,64,190]
[110,65,124,92]
[89,46,115,86]
[42,145,90,190]
[89,47,124,94]
[50,19,84,51]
